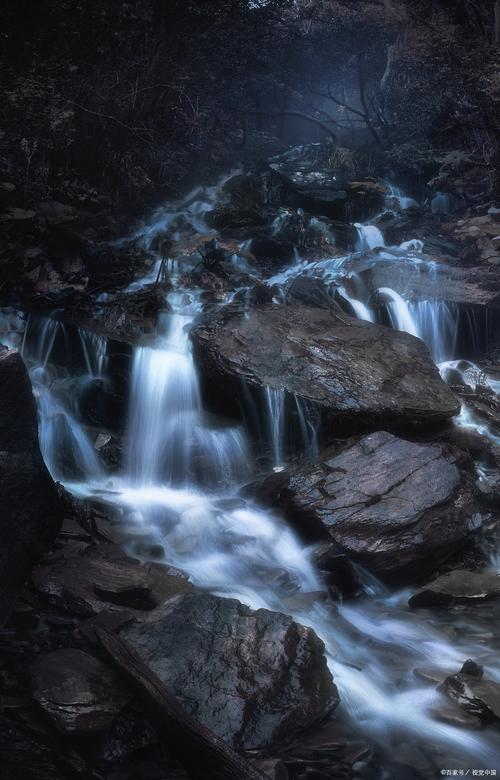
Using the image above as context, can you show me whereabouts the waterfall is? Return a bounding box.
[23,314,67,367]
[355,223,385,251]
[378,287,419,338]
[379,288,458,362]
[295,394,319,459]
[79,329,107,377]
[5,167,498,770]
[385,183,419,210]
[337,286,375,323]
[264,386,285,471]
[36,377,103,480]
[431,192,451,215]
[127,306,248,488]
[127,337,200,486]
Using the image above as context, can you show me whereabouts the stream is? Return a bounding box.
[1,175,499,775]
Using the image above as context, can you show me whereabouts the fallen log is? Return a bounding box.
[94,625,267,780]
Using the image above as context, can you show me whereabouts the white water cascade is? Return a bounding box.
[355,223,385,251]
[378,287,459,362]
[127,292,248,489]
[337,285,375,322]
[2,173,500,775]
[264,386,286,471]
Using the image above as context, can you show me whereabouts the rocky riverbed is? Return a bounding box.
[1,140,500,779]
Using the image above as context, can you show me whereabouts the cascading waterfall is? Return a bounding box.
[3,173,499,772]
[264,386,286,471]
[337,285,375,322]
[378,287,458,362]
[295,394,319,459]
[0,312,103,481]
[127,294,248,489]
[385,182,419,210]
[79,329,107,377]
[355,223,385,251]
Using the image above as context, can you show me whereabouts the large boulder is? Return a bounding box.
[0,349,62,623]
[191,303,460,436]
[253,432,485,584]
[356,258,500,309]
[121,592,338,750]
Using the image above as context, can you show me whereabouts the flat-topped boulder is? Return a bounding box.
[253,432,485,584]
[121,592,338,750]
[191,303,460,436]
[356,259,500,309]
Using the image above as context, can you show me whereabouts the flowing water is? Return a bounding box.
[1,177,500,774]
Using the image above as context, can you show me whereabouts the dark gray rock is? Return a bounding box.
[32,542,193,617]
[121,592,338,750]
[0,349,62,624]
[255,432,484,584]
[191,304,460,435]
[439,672,500,725]
[286,275,333,309]
[356,259,500,309]
[409,570,500,608]
[30,649,128,734]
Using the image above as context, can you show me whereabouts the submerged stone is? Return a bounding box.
[409,570,500,608]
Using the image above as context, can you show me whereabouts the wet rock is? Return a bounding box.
[247,237,295,271]
[357,259,500,310]
[32,542,193,617]
[255,432,484,585]
[30,649,128,734]
[313,544,364,600]
[413,666,454,686]
[461,659,483,677]
[409,570,500,608]
[430,698,482,729]
[59,284,169,344]
[285,276,333,309]
[439,672,500,725]
[204,206,268,232]
[191,304,460,436]
[121,592,338,750]
[268,147,386,220]
[0,349,62,624]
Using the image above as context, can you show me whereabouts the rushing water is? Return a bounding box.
[1,177,500,774]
